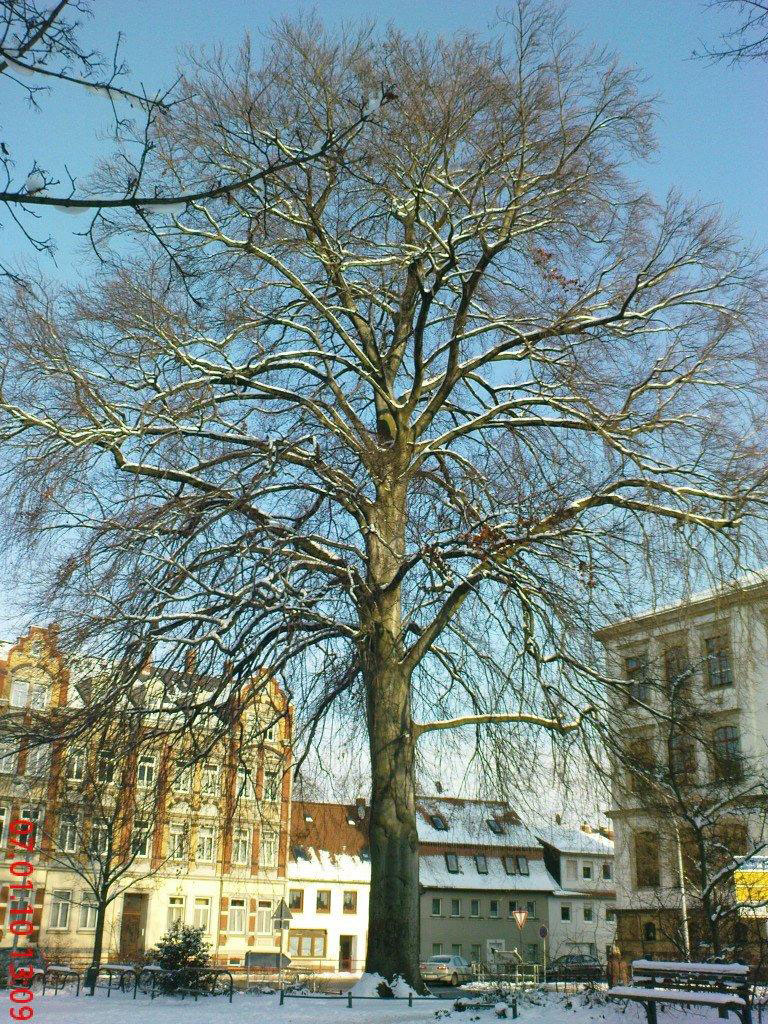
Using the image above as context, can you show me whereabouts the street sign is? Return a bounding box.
[272,898,293,928]
[539,925,548,939]
[512,909,528,930]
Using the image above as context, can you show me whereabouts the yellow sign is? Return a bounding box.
[734,857,768,917]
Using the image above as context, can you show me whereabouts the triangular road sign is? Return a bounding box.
[512,909,528,929]
[272,898,293,925]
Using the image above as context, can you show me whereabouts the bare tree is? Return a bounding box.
[0,4,767,986]
[697,1,768,62]
[0,1,392,275]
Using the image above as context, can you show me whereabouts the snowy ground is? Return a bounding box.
[18,988,750,1024]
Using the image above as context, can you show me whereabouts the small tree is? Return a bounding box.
[152,923,210,992]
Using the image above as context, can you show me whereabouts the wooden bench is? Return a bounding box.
[608,959,752,1024]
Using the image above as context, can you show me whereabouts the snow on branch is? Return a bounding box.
[412,706,596,740]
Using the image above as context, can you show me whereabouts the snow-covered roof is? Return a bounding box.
[534,824,614,856]
[419,854,559,893]
[417,799,539,849]
[288,847,370,884]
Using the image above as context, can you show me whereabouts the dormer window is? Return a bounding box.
[517,855,529,876]
[430,814,448,831]
[475,854,488,874]
[304,814,313,823]
[487,819,505,835]
[445,853,460,873]
[502,855,517,875]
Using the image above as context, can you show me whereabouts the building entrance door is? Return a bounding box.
[339,935,353,972]
[119,894,148,959]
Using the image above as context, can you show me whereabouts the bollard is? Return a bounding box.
[408,992,413,1007]
[280,988,285,1006]
[347,991,353,1008]
[512,996,518,1019]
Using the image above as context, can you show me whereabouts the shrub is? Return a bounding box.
[151,922,211,993]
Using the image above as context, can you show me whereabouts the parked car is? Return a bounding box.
[547,953,604,982]
[420,954,473,986]
[0,948,47,989]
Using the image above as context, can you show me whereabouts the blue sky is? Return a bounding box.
[1,0,766,632]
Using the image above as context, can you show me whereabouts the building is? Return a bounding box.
[596,575,768,964]
[0,625,293,969]
[417,797,557,966]
[534,823,616,961]
[287,800,370,973]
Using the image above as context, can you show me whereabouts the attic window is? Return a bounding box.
[292,845,311,862]
[445,853,460,874]
[502,855,517,876]
[347,817,357,826]
[517,855,530,876]
[430,814,448,831]
[304,814,313,823]
[487,819,505,835]
[475,854,488,874]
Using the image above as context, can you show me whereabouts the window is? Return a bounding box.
[430,813,448,831]
[643,921,657,942]
[79,895,98,930]
[432,943,443,956]
[489,899,499,918]
[173,761,193,794]
[196,825,215,863]
[97,751,115,784]
[132,820,149,858]
[445,853,460,873]
[232,827,250,866]
[136,754,156,788]
[634,831,661,888]
[228,898,246,934]
[487,819,505,835]
[25,744,48,777]
[508,899,518,916]
[560,904,571,921]
[516,855,529,876]
[168,896,185,929]
[471,944,481,962]
[470,899,480,917]
[0,806,6,845]
[235,767,256,801]
[475,854,488,874]
[713,725,742,781]
[49,889,71,929]
[66,749,86,782]
[201,764,219,796]
[263,768,281,802]
[265,720,278,741]
[289,889,304,913]
[451,898,461,917]
[502,855,517,875]
[259,829,278,868]
[169,824,187,861]
[582,863,592,880]
[0,743,15,774]
[316,890,331,913]
[10,680,47,708]
[452,943,463,956]
[606,907,616,922]
[431,897,441,916]
[664,644,690,693]
[526,901,536,918]
[193,897,211,931]
[627,736,656,793]
[20,806,43,844]
[625,653,650,702]
[583,904,594,922]
[602,862,612,880]
[343,890,357,914]
[670,732,696,778]
[256,900,272,935]
[565,858,577,879]
[58,812,79,853]
[705,634,733,688]
[89,822,110,857]
[288,929,326,957]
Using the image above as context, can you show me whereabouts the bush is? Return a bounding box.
[152,923,211,993]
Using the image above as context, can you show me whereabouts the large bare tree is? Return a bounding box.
[1,4,767,985]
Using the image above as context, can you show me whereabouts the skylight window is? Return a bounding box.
[487,819,505,835]
[445,853,460,874]
[430,814,448,831]
[475,854,488,874]
[502,855,517,875]
[517,855,530,876]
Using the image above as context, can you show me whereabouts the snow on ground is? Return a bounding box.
[20,987,749,1024]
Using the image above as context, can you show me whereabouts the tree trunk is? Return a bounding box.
[86,896,108,995]
[361,473,423,989]
[364,654,422,988]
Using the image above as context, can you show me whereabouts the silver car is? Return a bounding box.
[419,954,473,986]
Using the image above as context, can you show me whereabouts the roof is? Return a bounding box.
[534,824,614,856]
[289,801,371,882]
[594,571,768,641]
[288,846,370,884]
[416,798,539,849]
[419,853,559,893]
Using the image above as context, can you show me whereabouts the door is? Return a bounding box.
[338,935,353,972]
[119,894,147,960]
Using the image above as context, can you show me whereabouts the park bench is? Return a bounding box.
[608,959,752,1024]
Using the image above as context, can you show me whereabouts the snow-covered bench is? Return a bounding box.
[608,959,752,1024]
